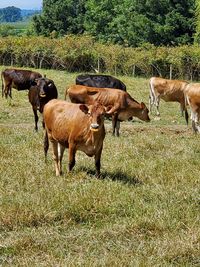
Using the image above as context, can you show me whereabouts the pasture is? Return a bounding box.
[0,66,199,266]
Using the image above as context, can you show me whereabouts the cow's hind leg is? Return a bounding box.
[155,96,160,116]
[51,140,61,176]
[58,143,65,175]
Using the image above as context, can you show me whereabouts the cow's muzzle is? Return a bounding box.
[90,123,99,132]
[39,93,46,98]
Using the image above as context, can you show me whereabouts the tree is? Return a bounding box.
[33,0,86,36]
[85,0,195,46]
[195,0,200,43]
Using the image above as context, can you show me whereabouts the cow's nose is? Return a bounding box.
[90,123,99,131]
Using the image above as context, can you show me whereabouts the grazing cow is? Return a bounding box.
[74,74,127,136]
[1,68,42,98]
[28,77,58,131]
[66,85,150,136]
[149,77,189,123]
[185,83,200,133]
[76,74,126,91]
[43,100,107,177]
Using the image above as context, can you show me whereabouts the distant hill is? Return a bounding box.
[0,6,41,23]
[21,9,41,19]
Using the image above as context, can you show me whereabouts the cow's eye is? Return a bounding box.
[48,83,52,87]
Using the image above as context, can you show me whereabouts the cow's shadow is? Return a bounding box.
[77,167,143,186]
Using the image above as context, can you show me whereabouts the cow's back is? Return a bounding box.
[76,74,126,91]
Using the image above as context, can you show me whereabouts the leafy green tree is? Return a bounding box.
[85,0,195,46]
[195,0,200,43]
[33,0,86,36]
[0,6,22,22]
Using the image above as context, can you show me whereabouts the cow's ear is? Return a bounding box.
[105,105,113,113]
[141,102,146,109]
[79,104,89,114]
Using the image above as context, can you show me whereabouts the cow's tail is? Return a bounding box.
[44,129,49,162]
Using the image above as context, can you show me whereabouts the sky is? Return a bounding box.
[0,0,42,9]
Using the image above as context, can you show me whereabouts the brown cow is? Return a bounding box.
[185,83,200,133]
[149,77,189,123]
[66,85,150,136]
[43,99,107,177]
[28,77,58,131]
[1,68,42,98]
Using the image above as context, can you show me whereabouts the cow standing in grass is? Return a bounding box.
[149,77,189,123]
[1,68,42,98]
[66,85,150,136]
[72,74,127,136]
[43,100,107,177]
[28,77,58,131]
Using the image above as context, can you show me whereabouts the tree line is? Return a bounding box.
[1,36,200,80]
[32,0,197,47]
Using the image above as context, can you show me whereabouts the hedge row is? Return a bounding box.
[1,35,200,80]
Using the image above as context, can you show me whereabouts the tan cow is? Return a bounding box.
[66,85,150,136]
[149,77,189,123]
[43,99,107,177]
[185,83,200,133]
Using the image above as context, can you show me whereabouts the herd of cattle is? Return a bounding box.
[1,68,200,176]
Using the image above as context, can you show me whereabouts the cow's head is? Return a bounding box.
[138,102,150,122]
[79,102,106,132]
[32,77,56,98]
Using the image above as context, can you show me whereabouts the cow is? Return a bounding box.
[74,74,127,136]
[185,83,200,133]
[1,68,42,98]
[66,85,150,136]
[149,77,189,124]
[76,74,126,91]
[28,77,58,131]
[43,100,107,177]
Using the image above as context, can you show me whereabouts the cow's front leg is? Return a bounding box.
[68,143,76,172]
[95,145,103,177]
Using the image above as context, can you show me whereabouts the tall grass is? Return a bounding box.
[0,66,199,266]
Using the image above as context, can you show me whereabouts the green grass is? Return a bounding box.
[0,66,199,266]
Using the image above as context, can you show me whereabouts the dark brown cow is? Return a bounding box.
[43,100,107,177]
[66,85,150,136]
[185,83,200,133]
[149,77,189,123]
[1,68,42,98]
[28,77,58,131]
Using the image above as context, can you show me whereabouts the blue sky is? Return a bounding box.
[0,0,42,9]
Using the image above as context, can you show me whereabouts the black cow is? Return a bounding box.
[74,74,127,136]
[28,77,58,131]
[1,68,42,98]
[76,74,126,91]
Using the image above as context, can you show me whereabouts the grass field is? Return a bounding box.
[0,66,199,266]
